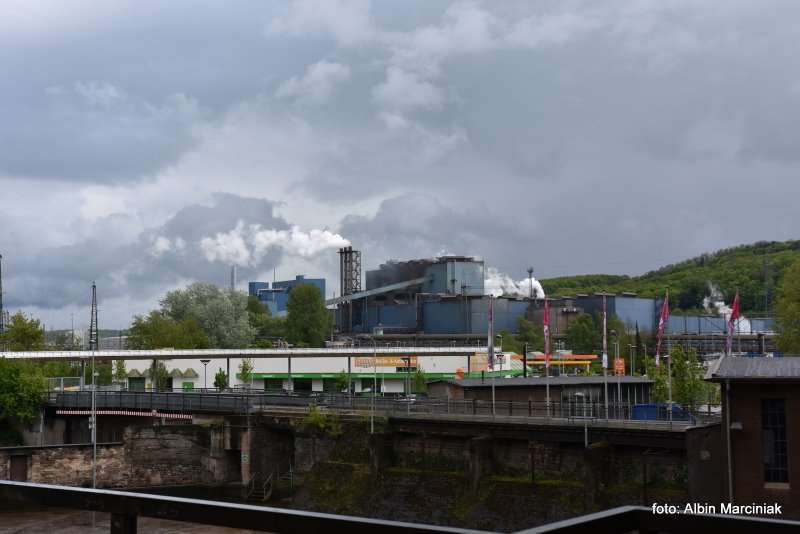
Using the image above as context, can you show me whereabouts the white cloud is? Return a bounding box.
[275,60,351,104]
[265,0,375,46]
[74,81,126,109]
[372,67,446,111]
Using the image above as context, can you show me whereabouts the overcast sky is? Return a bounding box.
[2,0,799,329]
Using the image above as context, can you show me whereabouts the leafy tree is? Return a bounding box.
[113,360,127,383]
[148,360,170,391]
[776,259,800,353]
[238,358,254,388]
[517,317,544,352]
[0,359,47,425]
[128,311,209,349]
[214,368,229,390]
[565,314,599,354]
[1,312,44,351]
[646,357,669,404]
[160,284,254,348]
[247,296,287,346]
[286,285,331,348]
[412,368,428,394]
[334,370,350,393]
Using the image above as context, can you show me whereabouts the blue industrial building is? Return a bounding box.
[329,251,775,352]
[249,275,326,316]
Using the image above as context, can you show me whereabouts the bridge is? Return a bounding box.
[0,346,487,361]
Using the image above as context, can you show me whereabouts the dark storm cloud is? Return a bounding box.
[4,194,288,309]
[3,0,800,325]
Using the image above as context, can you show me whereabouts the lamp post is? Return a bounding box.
[200,359,210,391]
[371,337,377,434]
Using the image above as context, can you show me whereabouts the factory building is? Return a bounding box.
[249,275,326,316]
[331,253,532,337]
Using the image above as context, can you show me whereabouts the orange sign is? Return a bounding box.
[614,358,625,375]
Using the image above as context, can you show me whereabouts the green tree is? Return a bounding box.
[247,295,287,345]
[776,259,800,353]
[286,285,331,348]
[565,314,599,354]
[113,360,127,383]
[0,360,47,424]
[412,368,428,394]
[334,370,350,393]
[160,284,254,348]
[148,360,170,391]
[646,357,669,403]
[128,311,210,349]
[1,312,44,351]
[238,358,254,388]
[517,317,544,351]
[214,368,229,390]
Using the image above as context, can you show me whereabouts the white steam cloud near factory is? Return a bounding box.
[704,283,752,333]
[200,221,350,267]
[484,267,545,299]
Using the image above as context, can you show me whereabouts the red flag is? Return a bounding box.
[726,291,740,356]
[655,290,669,367]
[543,298,551,369]
[602,295,608,369]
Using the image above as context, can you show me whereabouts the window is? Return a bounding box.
[762,399,788,483]
[264,379,283,392]
[361,378,381,393]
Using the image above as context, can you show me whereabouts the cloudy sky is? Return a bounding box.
[2,0,799,329]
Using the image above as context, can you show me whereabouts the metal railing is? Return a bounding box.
[47,391,720,427]
[0,482,798,533]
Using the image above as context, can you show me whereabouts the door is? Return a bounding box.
[10,455,27,481]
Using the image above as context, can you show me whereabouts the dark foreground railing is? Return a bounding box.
[516,505,800,533]
[0,481,489,534]
[1,482,799,533]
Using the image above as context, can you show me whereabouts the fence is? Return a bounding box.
[47,391,720,427]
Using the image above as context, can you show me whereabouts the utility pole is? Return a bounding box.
[89,282,98,491]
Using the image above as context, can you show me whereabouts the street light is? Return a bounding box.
[200,359,211,391]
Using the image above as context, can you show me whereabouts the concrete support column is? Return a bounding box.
[369,433,394,474]
[240,428,252,485]
[466,436,493,493]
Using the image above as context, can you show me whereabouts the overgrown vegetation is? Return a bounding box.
[300,406,342,438]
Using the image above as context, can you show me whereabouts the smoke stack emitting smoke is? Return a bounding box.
[703,283,752,333]
[484,267,545,298]
[200,221,350,267]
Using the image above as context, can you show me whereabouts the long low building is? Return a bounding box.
[428,375,654,408]
[2,347,525,394]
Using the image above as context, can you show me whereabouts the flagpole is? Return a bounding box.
[488,296,495,417]
[544,298,551,418]
[602,294,608,420]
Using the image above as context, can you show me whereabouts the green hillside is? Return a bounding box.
[541,240,800,313]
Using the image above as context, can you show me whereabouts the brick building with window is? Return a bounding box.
[706,357,800,514]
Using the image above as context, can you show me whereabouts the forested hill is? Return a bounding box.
[541,241,800,313]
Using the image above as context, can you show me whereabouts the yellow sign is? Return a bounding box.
[354,356,418,368]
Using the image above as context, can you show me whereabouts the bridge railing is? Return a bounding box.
[48,391,720,428]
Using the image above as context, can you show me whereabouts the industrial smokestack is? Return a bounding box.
[230,265,237,292]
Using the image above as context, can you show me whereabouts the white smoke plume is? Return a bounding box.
[485,267,545,298]
[200,221,350,267]
[703,283,752,333]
